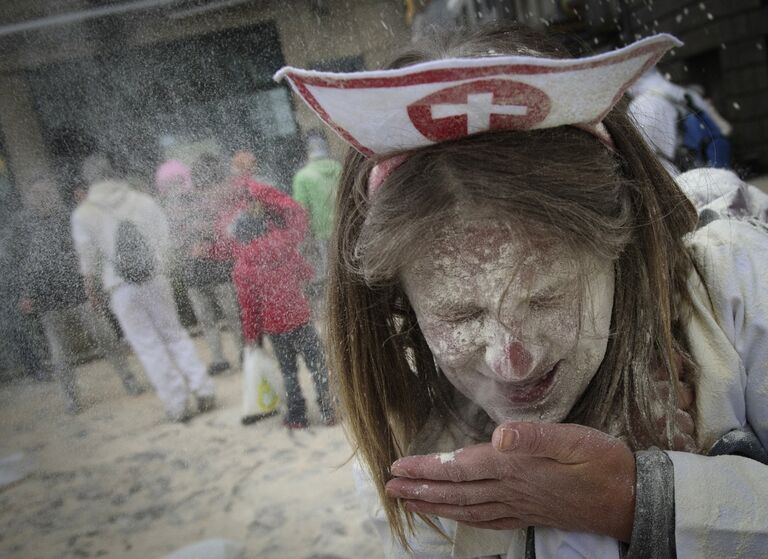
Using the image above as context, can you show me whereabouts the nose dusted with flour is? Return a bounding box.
[490,340,535,382]
[400,217,616,424]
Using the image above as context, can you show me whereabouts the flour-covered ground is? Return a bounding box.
[0,334,382,559]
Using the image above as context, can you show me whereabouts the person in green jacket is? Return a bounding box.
[292,133,341,283]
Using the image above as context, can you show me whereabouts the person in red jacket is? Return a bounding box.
[222,173,334,428]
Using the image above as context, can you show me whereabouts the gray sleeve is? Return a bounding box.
[708,428,768,464]
[623,449,676,559]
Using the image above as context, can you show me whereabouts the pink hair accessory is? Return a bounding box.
[368,154,409,197]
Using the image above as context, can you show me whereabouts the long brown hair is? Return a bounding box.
[326,24,698,547]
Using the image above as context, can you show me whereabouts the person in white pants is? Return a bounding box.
[12,175,144,413]
[111,276,214,419]
[72,154,215,421]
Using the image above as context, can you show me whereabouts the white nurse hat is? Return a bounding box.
[274,34,682,159]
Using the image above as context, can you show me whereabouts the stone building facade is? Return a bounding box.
[0,0,409,375]
[0,0,409,196]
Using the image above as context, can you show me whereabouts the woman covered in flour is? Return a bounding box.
[276,26,768,558]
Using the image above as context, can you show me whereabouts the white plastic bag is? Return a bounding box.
[241,345,283,420]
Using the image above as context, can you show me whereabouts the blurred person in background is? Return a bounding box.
[628,68,732,175]
[0,218,46,382]
[0,163,47,381]
[292,132,341,302]
[12,175,143,413]
[229,149,257,184]
[155,159,193,200]
[230,148,283,190]
[154,159,193,275]
[72,154,215,421]
[155,157,242,375]
[220,157,335,429]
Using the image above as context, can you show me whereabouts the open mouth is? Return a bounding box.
[500,361,561,405]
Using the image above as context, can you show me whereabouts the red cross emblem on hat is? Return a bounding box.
[407,79,551,142]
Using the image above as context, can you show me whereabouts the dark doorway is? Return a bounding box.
[28,20,301,196]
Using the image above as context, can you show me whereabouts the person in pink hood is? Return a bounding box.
[155,157,242,376]
[155,159,193,198]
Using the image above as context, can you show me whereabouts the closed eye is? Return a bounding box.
[436,308,483,324]
[528,293,565,311]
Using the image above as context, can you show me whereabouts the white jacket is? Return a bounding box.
[71,179,170,291]
[354,218,768,558]
[677,168,768,224]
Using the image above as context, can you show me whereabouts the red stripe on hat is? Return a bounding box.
[282,36,675,157]
[288,76,375,156]
[286,40,670,90]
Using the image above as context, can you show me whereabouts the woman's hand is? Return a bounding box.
[385,422,636,542]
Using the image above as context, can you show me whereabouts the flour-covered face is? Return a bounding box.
[400,216,615,425]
